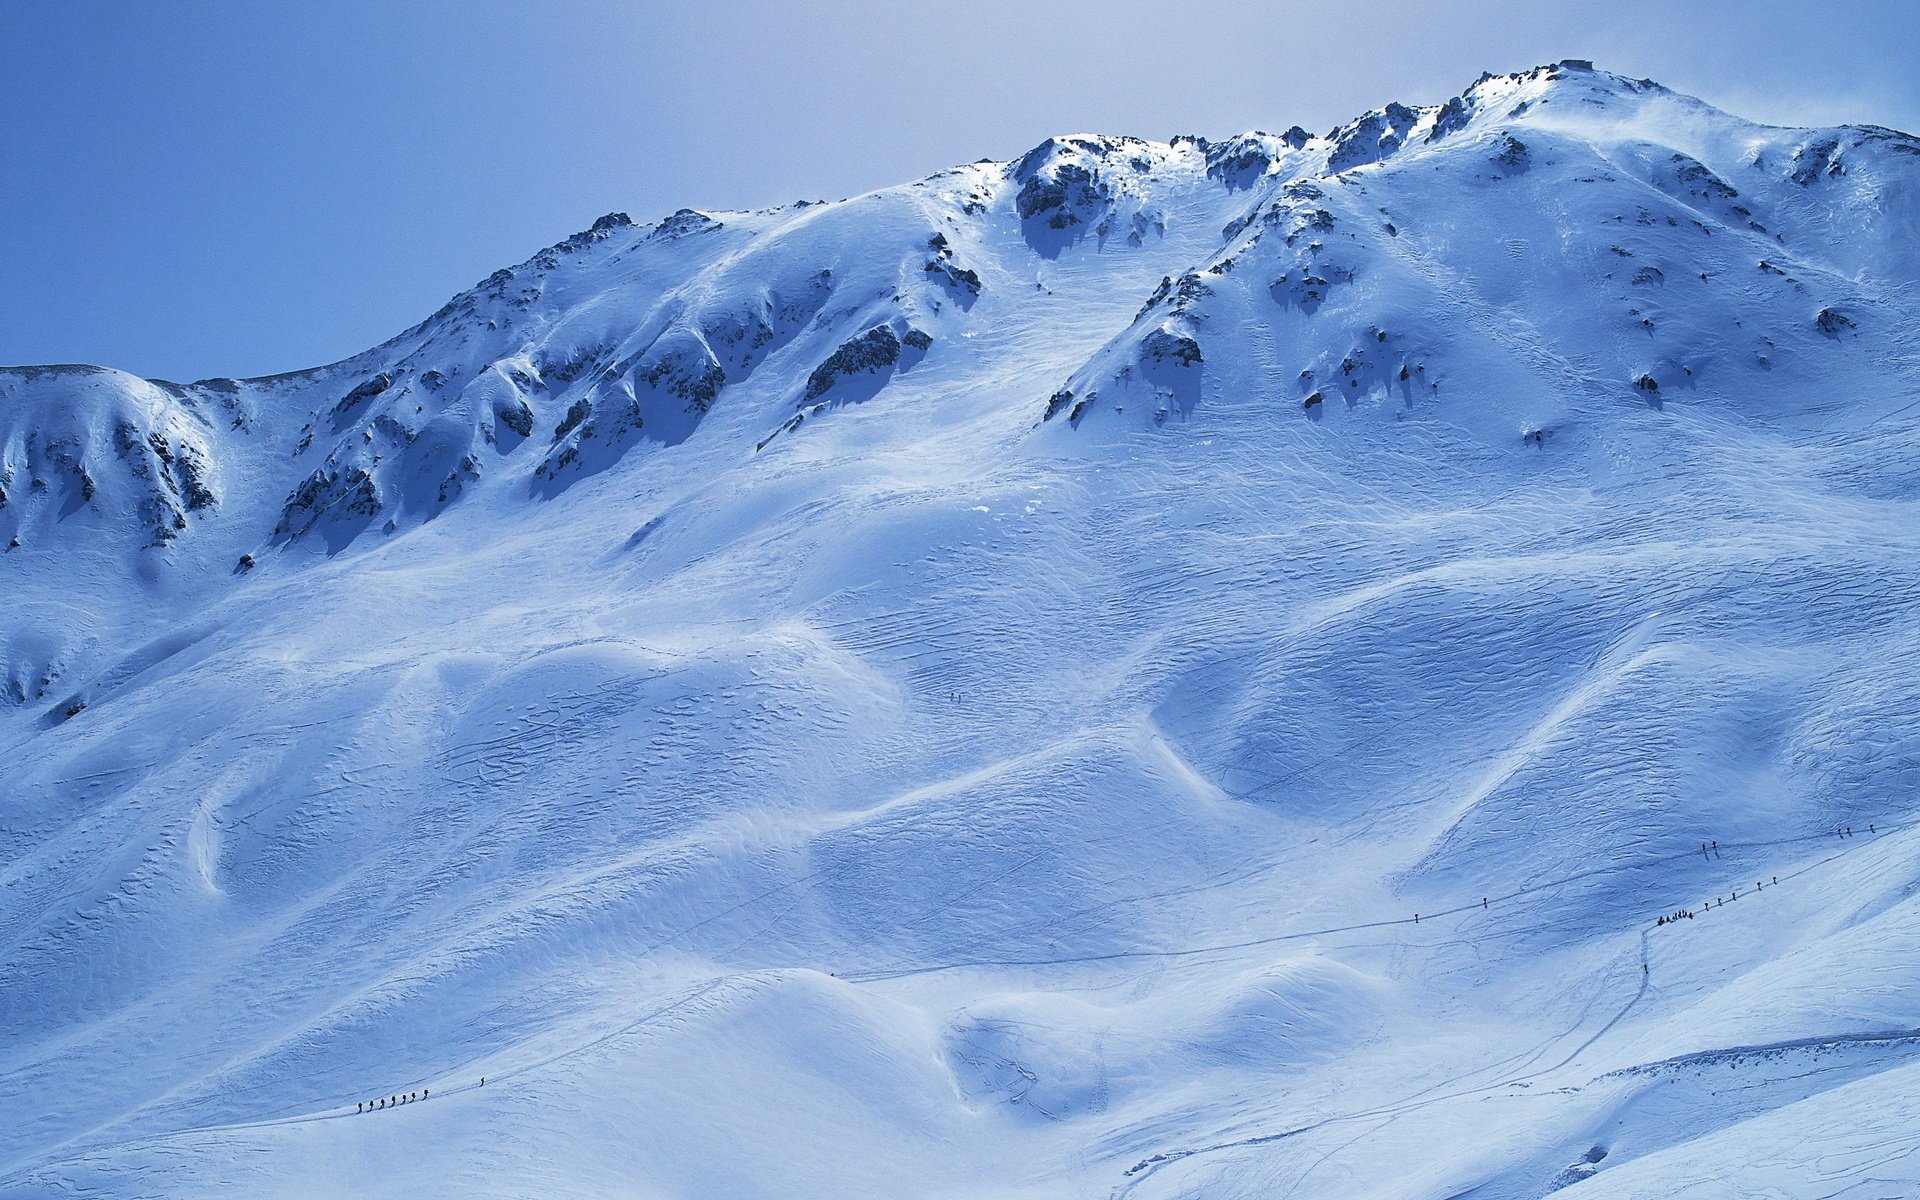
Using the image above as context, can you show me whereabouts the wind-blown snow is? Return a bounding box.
[5,60,1920,1198]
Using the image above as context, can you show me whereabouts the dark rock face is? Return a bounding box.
[637,339,728,417]
[111,420,217,546]
[552,398,592,444]
[535,398,642,482]
[522,213,642,265]
[1017,164,1102,227]
[1635,149,1763,232]
[756,320,933,451]
[1428,96,1476,143]
[1133,273,1213,323]
[1327,103,1421,173]
[1009,139,1126,257]
[1043,257,1208,429]
[804,326,906,403]
[1790,137,1843,185]
[923,233,983,306]
[495,396,534,440]
[538,348,602,386]
[531,268,838,490]
[1816,307,1857,334]
[1271,262,1355,313]
[1141,329,1203,369]
[1776,126,1920,195]
[278,372,507,550]
[1666,153,1738,201]
[924,258,983,301]
[1205,137,1276,189]
[651,208,722,240]
[274,463,382,545]
[330,372,392,428]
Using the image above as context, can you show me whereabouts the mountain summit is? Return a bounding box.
[6,64,1920,1199]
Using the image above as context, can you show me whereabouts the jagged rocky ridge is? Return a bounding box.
[5,60,1913,562]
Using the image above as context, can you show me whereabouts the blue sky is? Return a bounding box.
[6,0,1917,381]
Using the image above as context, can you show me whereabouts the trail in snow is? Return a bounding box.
[34,814,1904,1183]
[1110,825,1915,1197]
[846,818,1910,982]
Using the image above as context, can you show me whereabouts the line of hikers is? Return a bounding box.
[1666,818,1891,925]
[1660,874,1786,926]
[356,1077,484,1114]
[359,1089,427,1113]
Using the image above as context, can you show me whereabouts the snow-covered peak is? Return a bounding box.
[1301,62,1744,182]
[6,61,1916,568]
[0,365,231,550]
[1462,58,1678,113]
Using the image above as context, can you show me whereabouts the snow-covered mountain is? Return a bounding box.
[6,60,1920,1198]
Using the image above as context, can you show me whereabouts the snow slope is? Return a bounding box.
[6,60,1920,1198]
